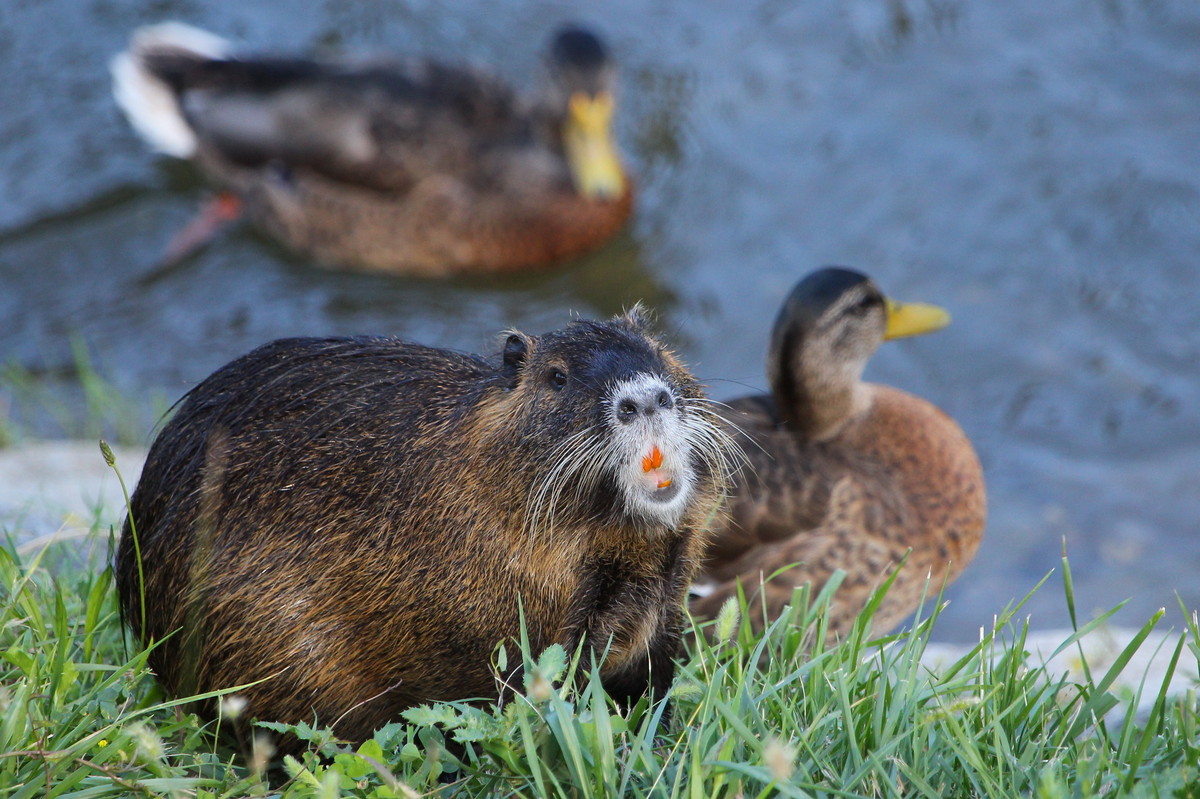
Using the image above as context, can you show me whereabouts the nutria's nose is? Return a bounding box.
[615,385,675,424]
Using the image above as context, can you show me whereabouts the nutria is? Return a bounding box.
[116,310,732,745]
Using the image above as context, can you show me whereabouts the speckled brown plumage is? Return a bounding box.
[113,24,633,275]
[216,160,635,276]
[690,268,986,636]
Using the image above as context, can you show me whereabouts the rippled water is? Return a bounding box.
[2,0,1198,640]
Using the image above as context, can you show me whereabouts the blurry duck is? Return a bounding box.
[111,22,632,276]
[691,267,986,636]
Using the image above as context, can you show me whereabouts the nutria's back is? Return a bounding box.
[117,314,731,744]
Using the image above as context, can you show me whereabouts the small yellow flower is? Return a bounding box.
[98,739,109,748]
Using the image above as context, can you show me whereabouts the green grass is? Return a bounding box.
[0,338,169,448]
[2,451,1198,797]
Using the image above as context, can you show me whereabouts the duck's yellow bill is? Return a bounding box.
[565,91,626,200]
[884,299,952,340]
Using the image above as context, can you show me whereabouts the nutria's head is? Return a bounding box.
[488,308,732,534]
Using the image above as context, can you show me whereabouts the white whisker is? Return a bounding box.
[687,396,768,460]
[524,423,608,539]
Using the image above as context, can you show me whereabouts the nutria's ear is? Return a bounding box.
[617,302,654,333]
[500,330,535,383]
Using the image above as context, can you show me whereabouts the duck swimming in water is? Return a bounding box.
[112,22,632,276]
[692,267,986,636]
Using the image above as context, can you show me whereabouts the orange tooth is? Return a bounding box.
[642,445,664,472]
[657,478,672,489]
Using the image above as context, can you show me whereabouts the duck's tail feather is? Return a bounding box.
[111,22,231,158]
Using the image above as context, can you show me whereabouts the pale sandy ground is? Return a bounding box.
[3,440,1195,718]
[1,439,144,559]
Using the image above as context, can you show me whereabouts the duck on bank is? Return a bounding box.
[692,267,986,636]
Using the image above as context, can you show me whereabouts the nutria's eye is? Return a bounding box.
[548,369,568,390]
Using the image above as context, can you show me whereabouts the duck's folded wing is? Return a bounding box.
[179,60,524,190]
[691,479,904,635]
[710,396,832,555]
[115,24,521,191]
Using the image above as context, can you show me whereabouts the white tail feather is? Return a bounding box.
[111,22,231,158]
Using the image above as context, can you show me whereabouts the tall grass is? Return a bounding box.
[0,338,168,447]
[1,452,1197,796]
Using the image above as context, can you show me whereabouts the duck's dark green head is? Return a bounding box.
[549,26,612,94]
[778,268,885,338]
[543,25,625,200]
[767,267,950,435]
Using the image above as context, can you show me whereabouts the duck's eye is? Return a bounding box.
[848,294,882,316]
[548,369,568,389]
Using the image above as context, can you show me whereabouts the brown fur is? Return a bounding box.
[117,312,731,746]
